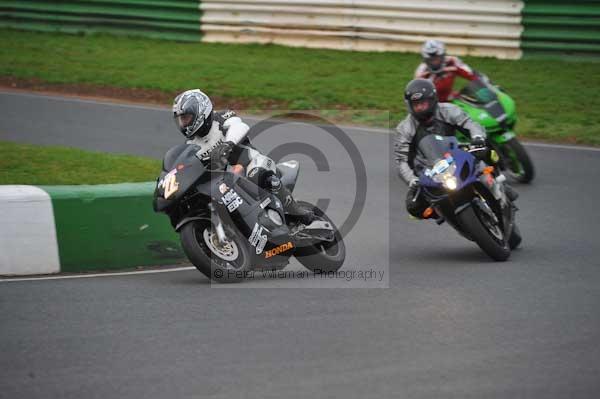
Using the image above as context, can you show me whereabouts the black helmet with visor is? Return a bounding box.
[404,79,439,122]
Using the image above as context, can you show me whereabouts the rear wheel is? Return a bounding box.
[180,220,251,283]
[502,138,535,183]
[293,201,346,272]
[457,203,510,261]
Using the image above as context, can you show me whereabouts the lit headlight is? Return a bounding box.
[267,209,283,226]
[427,159,458,191]
[443,176,458,191]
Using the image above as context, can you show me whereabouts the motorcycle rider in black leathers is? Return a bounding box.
[172,89,314,224]
[394,79,517,219]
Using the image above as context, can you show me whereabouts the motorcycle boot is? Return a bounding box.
[265,174,315,225]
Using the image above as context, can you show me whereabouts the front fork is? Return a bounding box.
[477,172,516,239]
[208,202,228,244]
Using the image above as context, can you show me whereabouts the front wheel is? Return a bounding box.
[457,205,510,261]
[180,220,251,283]
[293,201,346,272]
[502,138,535,183]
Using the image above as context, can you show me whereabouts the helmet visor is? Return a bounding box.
[426,55,444,70]
[175,113,195,132]
[412,99,432,113]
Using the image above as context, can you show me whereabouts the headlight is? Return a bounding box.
[428,158,458,191]
[443,176,458,191]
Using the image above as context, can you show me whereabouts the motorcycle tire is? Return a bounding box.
[180,219,251,283]
[457,206,510,261]
[503,138,535,183]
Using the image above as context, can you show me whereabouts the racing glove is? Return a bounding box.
[408,178,420,200]
[210,141,234,170]
[470,136,486,149]
[470,136,491,162]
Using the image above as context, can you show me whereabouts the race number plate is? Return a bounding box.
[158,169,179,199]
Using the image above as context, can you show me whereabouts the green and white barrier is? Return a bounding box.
[0,183,185,276]
[522,1,600,56]
[1,1,599,59]
[200,0,525,59]
[0,0,202,42]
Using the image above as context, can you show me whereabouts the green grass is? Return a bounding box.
[0,140,160,185]
[1,29,600,144]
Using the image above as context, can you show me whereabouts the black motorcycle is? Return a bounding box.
[153,144,346,282]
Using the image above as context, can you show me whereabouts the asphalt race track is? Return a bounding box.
[1,91,600,399]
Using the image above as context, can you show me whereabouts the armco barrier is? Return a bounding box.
[200,0,525,59]
[0,183,185,276]
[0,0,202,42]
[522,1,600,56]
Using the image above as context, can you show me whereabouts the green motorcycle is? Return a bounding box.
[452,79,535,183]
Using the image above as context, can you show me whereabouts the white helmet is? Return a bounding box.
[421,40,446,73]
[172,89,214,138]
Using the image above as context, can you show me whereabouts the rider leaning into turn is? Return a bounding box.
[394,79,517,219]
[415,39,479,102]
[172,89,314,224]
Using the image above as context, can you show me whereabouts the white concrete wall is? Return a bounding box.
[0,186,60,275]
[200,0,524,59]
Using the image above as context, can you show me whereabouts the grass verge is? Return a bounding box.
[1,29,600,145]
[0,141,160,185]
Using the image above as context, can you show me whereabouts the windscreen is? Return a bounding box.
[414,135,459,169]
[459,80,498,104]
[162,143,207,174]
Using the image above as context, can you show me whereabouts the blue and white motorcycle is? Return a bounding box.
[415,135,522,261]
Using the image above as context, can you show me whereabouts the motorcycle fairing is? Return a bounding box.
[153,144,209,212]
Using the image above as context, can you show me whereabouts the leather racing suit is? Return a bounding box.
[414,56,478,102]
[187,110,313,223]
[393,103,486,218]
